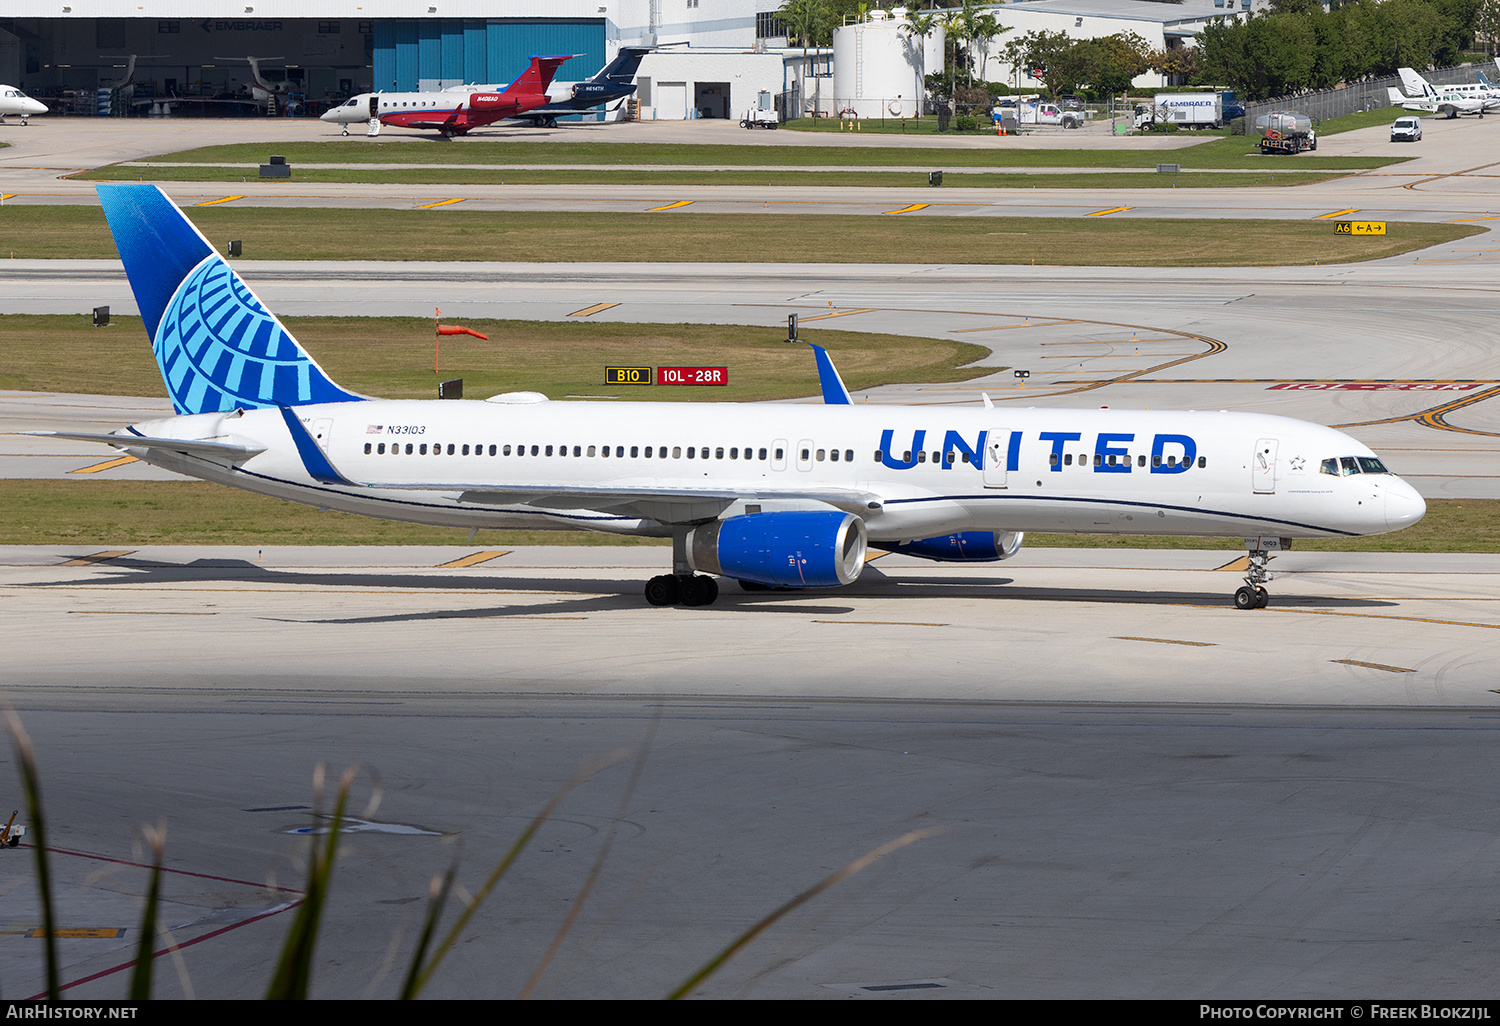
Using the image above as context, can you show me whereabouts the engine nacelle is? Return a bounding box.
[872,531,1024,563]
[687,511,867,588]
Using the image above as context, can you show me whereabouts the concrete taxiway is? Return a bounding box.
[2,114,1499,1000]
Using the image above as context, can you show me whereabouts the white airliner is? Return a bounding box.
[0,85,47,125]
[32,184,1426,609]
[1389,67,1500,118]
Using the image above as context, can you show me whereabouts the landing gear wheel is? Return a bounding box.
[678,574,719,607]
[1234,586,1257,611]
[645,574,680,606]
[1255,587,1269,609]
[342,125,349,136]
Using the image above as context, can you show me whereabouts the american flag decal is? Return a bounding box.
[367,424,384,434]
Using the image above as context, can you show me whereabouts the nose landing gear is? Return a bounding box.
[1233,541,1278,609]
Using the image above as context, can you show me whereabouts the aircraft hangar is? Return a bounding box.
[0,0,784,114]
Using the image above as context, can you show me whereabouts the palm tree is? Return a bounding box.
[968,10,1006,90]
[902,8,942,115]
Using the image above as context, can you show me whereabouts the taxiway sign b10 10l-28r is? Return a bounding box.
[34,184,1426,609]
[319,54,572,136]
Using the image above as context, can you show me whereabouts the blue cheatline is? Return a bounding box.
[95,183,365,415]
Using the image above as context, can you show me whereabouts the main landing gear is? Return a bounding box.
[645,573,719,607]
[1233,543,1275,610]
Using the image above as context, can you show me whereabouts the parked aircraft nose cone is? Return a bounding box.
[1385,479,1427,531]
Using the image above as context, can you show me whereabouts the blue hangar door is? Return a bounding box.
[374,19,606,117]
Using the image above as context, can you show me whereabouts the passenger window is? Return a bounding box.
[544,445,552,457]
[1138,455,1146,467]
[716,447,724,459]
[730,448,738,459]
[1064,454,1072,466]
[406,444,414,455]
[830,449,840,462]
[845,450,854,462]
[1050,453,1059,466]
[631,446,639,458]
[615,446,624,457]
[463,444,470,456]
[1198,456,1206,468]
[422,444,429,455]
[448,444,456,455]
[377,443,385,454]
[775,448,784,461]
[917,451,926,463]
[673,446,682,458]
[1093,454,1102,467]
[1153,455,1161,468]
[365,443,372,454]
[816,449,825,462]
[1167,455,1177,467]
[687,447,696,459]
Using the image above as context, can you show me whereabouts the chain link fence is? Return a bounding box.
[1242,62,1494,125]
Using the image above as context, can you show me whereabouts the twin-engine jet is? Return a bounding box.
[34,185,1426,609]
[319,54,572,136]
[0,85,47,125]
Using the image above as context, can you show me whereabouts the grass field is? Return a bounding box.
[77,166,1348,189]
[109,135,1399,172]
[4,480,1490,552]
[0,314,993,403]
[1,207,1476,265]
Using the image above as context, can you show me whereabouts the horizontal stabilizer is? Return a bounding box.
[22,430,265,459]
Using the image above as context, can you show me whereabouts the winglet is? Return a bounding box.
[807,344,852,405]
[277,405,353,485]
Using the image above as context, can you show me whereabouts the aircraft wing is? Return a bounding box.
[22,429,266,459]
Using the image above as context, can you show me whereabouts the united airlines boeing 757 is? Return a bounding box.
[33,184,1425,608]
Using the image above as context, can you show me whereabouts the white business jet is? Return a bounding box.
[0,85,47,125]
[31,184,1426,610]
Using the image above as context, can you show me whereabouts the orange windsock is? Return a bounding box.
[437,325,489,339]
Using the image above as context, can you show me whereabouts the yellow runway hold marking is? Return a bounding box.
[437,550,511,568]
[28,928,127,939]
[1315,208,1360,219]
[1114,636,1216,647]
[814,620,947,627]
[1,194,15,201]
[647,200,693,211]
[1331,659,1414,673]
[415,198,465,209]
[1213,556,1251,572]
[68,455,139,475]
[1446,215,1500,222]
[194,195,244,207]
[801,308,878,322]
[884,203,930,214]
[1085,206,1133,217]
[568,302,619,317]
[58,550,134,567]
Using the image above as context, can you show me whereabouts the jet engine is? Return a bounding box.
[687,511,867,588]
[872,531,1024,562]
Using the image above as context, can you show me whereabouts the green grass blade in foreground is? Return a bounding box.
[666,828,937,1000]
[5,711,58,1000]
[128,822,167,1001]
[397,864,457,1001]
[266,765,356,1000]
[403,749,628,998]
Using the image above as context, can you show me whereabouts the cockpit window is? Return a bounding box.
[1340,457,1360,476]
[1321,456,1389,476]
[1357,456,1388,474]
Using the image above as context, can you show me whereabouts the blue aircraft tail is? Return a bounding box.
[95,183,364,415]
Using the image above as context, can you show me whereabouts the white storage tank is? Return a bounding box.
[832,9,945,118]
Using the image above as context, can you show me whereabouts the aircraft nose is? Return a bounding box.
[1385,478,1427,531]
[319,108,337,122]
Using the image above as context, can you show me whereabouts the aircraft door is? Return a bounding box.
[796,439,814,472]
[772,439,788,471]
[1253,438,1278,494]
[982,429,1008,488]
